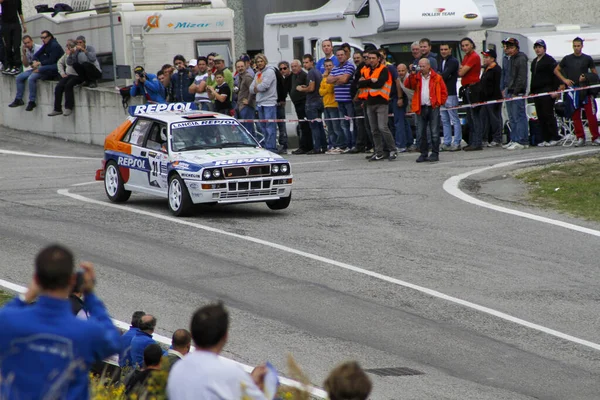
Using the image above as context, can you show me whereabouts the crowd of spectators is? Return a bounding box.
[0,244,373,400]
[2,24,599,160]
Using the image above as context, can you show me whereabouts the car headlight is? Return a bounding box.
[280,164,289,174]
[203,170,212,179]
[272,165,280,174]
[213,169,222,178]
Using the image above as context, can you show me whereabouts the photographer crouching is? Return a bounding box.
[130,65,166,104]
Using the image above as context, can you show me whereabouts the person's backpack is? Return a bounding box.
[119,85,132,110]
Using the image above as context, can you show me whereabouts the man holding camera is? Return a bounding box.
[0,244,121,399]
[49,39,81,116]
[130,65,166,104]
[66,35,101,88]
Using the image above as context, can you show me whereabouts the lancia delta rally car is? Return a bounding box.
[96,103,292,216]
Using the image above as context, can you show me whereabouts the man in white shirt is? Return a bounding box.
[167,303,267,400]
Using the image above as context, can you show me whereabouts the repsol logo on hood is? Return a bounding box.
[214,157,278,166]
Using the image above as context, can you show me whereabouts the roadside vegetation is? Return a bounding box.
[516,155,600,222]
[0,290,13,306]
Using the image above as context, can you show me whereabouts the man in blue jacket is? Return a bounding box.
[9,30,63,111]
[0,244,121,400]
[119,310,146,368]
[130,65,166,103]
[129,314,158,368]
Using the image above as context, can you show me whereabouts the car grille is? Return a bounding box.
[223,164,270,179]
[228,180,271,191]
[219,188,279,199]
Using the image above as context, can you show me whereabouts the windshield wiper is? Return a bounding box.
[219,142,256,148]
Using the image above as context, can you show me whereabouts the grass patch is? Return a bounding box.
[0,290,14,306]
[516,155,600,222]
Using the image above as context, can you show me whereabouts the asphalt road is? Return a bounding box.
[1,126,600,399]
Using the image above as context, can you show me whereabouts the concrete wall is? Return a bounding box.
[0,75,141,146]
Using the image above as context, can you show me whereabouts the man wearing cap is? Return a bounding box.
[67,35,101,88]
[475,49,503,150]
[530,39,560,147]
[501,37,529,150]
[554,37,600,146]
[130,66,165,104]
[207,54,234,102]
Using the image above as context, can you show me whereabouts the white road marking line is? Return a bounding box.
[0,149,98,160]
[0,278,328,398]
[71,181,102,187]
[443,149,600,238]
[56,187,600,352]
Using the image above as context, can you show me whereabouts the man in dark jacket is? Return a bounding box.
[290,59,313,154]
[351,51,373,153]
[0,245,121,400]
[502,37,529,150]
[276,61,290,154]
[171,54,195,102]
[10,30,63,111]
[477,49,503,148]
[439,42,462,151]
[530,39,560,146]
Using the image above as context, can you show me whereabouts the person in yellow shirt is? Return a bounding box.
[320,59,345,154]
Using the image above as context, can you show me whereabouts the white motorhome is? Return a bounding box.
[264,0,499,65]
[25,0,235,81]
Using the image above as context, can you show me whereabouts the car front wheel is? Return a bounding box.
[266,192,291,210]
[104,161,131,203]
[168,174,192,216]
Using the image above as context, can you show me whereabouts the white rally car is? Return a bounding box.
[96,103,293,216]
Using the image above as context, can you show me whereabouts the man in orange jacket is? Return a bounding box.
[357,50,398,161]
[405,58,448,162]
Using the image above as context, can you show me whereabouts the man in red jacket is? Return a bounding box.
[405,58,448,162]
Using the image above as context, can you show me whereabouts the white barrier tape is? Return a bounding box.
[237,83,600,123]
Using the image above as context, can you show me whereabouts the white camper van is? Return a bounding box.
[25,0,235,81]
[264,0,499,65]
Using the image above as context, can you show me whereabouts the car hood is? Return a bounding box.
[171,148,286,169]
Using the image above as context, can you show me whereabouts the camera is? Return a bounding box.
[410,64,421,73]
[73,269,85,293]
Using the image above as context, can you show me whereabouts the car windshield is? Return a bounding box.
[170,120,259,152]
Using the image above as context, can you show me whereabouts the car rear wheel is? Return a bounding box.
[168,174,192,216]
[266,192,291,210]
[104,161,131,203]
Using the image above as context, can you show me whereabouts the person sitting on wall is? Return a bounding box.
[48,39,82,117]
[8,30,64,111]
[67,35,102,88]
